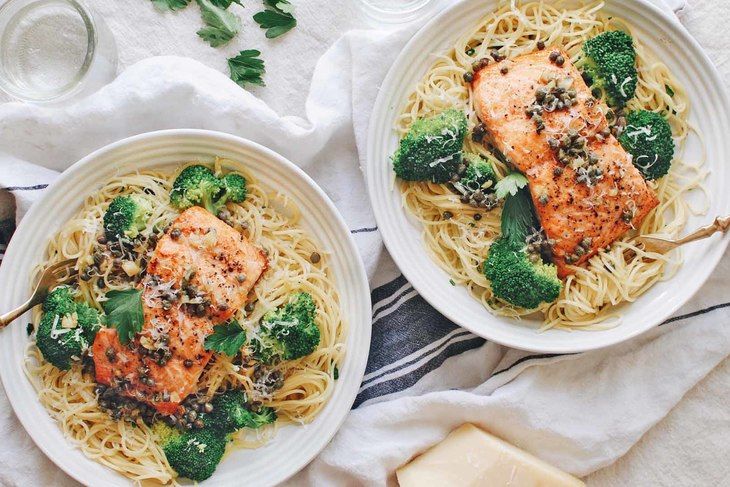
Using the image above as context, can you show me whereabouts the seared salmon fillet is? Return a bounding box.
[93,206,268,414]
[472,49,658,277]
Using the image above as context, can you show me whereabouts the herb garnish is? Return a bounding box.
[228,50,266,87]
[151,0,191,11]
[197,0,241,47]
[210,0,242,7]
[253,0,296,39]
[204,320,247,356]
[494,172,528,200]
[102,289,144,345]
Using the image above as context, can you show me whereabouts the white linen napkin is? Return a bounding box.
[3,1,729,486]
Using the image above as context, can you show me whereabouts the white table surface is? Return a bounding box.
[0,0,728,485]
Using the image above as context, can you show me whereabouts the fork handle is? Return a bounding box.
[675,215,730,246]
[0,296,43,329]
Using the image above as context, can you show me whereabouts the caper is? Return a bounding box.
[442,211,454,220]
[549,51,559,62]
[310,252,321,264]
[500,66,509,75]
[170,228,181,239]
[463,71,474,83]
[537,40,545,50]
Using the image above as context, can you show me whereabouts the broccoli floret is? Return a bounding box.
[75,302,103,342]
[156,424,227,482]
[170,165,224,214]
[251,292,320,364]
[103,195,153,240]
[42,285,76,316]
[483,186,562,309]
[218,173,247,206]
[203,389,277,432]
[584,30,635,61]
[36,286,101,370]
[460,153,497,193]
[619,110,674,180]
[581,31,637,107]
[392,109,468,182]
[170,165,248,216]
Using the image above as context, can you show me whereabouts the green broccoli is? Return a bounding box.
[103,195,153,240]
[170,165,248,216]
[581,31,637,107]
[218,173,247,206]
[155,423,227,482]
[483,186,562,309]
[251,292,320,364]
[459,153,497,193]
[170,165,224,214]
[618,110,674,180]
[203,389,277,432]
[392,109,468,183]
[36,286,102,370]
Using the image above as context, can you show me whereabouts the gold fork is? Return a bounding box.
[0,258,78,329]
[636,216,730,254]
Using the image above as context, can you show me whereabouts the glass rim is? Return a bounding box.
[358,0,434,24]
[0,0,97,102]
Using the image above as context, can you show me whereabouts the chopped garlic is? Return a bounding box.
[121,260,140,277]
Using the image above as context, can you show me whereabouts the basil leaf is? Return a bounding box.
[228,49,266,87]
[102,289,144,345]
[196,0,241,47]
[204,320,247,356]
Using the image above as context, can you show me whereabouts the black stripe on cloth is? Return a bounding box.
[370,274,408,304]
[365,294,467,375]
[362,330,474,386]
[354,336,485,408]
[351,226,378,234]
[489,300,730,379]
[1,184,49,191]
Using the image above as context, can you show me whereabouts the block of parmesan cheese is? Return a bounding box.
[396,424,585,487]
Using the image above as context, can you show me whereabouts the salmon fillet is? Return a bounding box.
[472,49,658,277]
[93,206,268,414]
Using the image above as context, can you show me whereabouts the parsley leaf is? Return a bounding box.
[151,0,191,11]
[253,0,296,39]
[494,172,528,200]
[228,50,266,87]
[209,0,242,7]
[102,289,144,345]
[204,320,247,356]
[196,0,241,47]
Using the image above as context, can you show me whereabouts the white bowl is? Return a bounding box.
[0,130,371,486]
[366,0,730,353]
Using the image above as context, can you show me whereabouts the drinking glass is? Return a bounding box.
[0,0,117,104]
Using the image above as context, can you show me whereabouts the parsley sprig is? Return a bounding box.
[228,50,266,87]
[152,0,191,11]
[253,0,296,39]
[197,0,241,47]
[204,320,247,356]
[102,289,144,345]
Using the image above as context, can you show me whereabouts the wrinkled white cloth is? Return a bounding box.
[1,1,729,486]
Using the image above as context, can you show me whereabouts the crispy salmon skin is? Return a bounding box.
[93,206,268,413]
[472,49,658,277]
